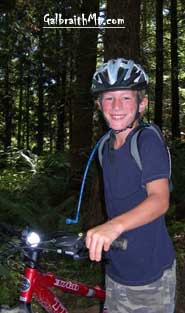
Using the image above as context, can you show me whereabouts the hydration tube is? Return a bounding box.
[66,133,109,225]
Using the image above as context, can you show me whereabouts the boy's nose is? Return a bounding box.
[112,97,122,109]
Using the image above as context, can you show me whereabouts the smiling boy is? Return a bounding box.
[86,58,176,313]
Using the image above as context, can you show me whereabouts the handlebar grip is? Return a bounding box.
[111,238,128,250]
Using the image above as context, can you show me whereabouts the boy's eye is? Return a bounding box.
[103,97,113,101]
[102,95,132,103]
[122,97,130,101]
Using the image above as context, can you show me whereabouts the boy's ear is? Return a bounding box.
[139,96,148,113]
[95,99,102,111]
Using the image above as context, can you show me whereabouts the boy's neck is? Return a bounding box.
[114,120,139,149]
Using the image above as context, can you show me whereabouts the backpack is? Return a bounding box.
[98,122,171,177]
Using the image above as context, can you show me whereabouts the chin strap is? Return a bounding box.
[128,111,141,128]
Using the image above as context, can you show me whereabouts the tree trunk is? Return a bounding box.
[104,0,141,61]
[17,58,23,149]
[3,63,12,148]
[55,29,67,151]
[154,0,163,128]
[25,71,30,150]
[141,0,147,42]
[37,23,44,155]
[171,0,180,138]
[48,98,53,153]
[71,0,99,172]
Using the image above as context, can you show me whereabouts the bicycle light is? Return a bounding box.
[26,232,41,247]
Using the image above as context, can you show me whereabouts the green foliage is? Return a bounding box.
[164,139,185,226]
[171,141,185,198]
[0,149,81,231]
[0,271,20,305]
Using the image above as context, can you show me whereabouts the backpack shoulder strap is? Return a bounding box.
[130,123,171,176]
[149,124,171,179]
[147,123,165,142]
[98,130,112,167]
[130,126,145,171]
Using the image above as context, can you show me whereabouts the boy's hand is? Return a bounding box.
[85,220,123,262]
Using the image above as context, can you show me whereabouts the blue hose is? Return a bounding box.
[66,135,106,225]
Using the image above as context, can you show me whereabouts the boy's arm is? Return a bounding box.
[86,177,169,262]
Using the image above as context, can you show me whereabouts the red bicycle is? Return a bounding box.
[0,224,127,313]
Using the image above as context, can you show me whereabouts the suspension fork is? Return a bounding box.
[19,267,38,303]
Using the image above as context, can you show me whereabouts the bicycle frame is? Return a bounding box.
[0,227,119,313]
[20,264,106,313]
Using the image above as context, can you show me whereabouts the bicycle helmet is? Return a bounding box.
[91,58,149,95]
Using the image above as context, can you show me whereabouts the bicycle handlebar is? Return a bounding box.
[0,223,128,262]
[53,233,127,260]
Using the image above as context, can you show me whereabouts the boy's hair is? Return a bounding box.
[137,90,147,104]
[95,89,147,106]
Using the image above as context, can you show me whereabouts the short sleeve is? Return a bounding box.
[138,129,170,186]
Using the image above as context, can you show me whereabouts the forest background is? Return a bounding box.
[0,0,185,312]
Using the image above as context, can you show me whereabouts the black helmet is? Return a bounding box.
[91,58,149,94]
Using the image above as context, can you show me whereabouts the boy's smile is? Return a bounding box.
[100,90,139,131]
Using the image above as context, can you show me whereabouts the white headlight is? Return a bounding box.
[26,232,41,247]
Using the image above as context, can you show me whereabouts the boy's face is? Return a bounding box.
[98,90,148,131]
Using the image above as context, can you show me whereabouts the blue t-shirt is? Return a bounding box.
[103,127,175,286]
